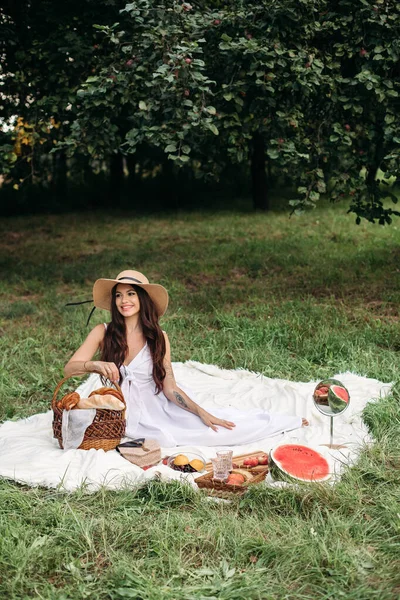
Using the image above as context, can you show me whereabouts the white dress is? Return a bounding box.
[80,341,302,447]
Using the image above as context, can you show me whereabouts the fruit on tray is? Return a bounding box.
[171,454,205,473]
[173,454,189,466]
[269,444,331,482]
[189,459,205,472]
[226,473,246,486]
[328,384,350,413]
[243,457,259,467]
[231,469,253,481]
[257,454,268,465]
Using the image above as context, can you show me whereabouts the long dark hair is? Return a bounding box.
[100,284,166,393]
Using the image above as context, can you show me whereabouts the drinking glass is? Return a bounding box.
[210,457,229,482]
[216,450,233,473]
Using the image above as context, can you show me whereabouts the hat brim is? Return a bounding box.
[93,279,168,317]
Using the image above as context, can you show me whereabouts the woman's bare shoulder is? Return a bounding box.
[88,323,107,341]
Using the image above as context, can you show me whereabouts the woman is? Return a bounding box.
[65,270,308,447]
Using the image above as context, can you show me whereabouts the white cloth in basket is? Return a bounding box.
[61,409,96,450]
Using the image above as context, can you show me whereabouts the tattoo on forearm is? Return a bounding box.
[165,360,174,378]
[173,391,189,410]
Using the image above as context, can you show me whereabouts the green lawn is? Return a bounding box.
[0,204,399,599]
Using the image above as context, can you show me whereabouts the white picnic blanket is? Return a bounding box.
[0,362,391,492]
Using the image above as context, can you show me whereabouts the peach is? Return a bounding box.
[257,454,268,465]
[243,457,259,467]
[226,473,245,486]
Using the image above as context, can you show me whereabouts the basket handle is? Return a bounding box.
[52,373,124,411]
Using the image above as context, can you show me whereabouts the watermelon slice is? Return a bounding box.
[328,384,349,414]
[269,444,331,482]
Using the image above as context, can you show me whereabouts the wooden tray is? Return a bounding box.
[196,467,268,496]
[204,450,269,473]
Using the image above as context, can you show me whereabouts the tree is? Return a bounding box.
[1,0,399,223]
[0,0,121,192]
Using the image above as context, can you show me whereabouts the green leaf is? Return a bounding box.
[181,145,191,154]
[165,144,177,152]
[139,101,148,110]
[221,33,232,42]
[223,93,233,101]
[267,149,279,159]
[208,124,219,136]
[205,106,216,115]
[179,155,190,162]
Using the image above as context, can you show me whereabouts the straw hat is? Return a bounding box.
[93,270,168,317]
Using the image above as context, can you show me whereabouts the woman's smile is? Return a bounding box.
[115,284,141,316]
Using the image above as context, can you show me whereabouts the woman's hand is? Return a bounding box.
[87,360,120,383]
[198,408,236,432]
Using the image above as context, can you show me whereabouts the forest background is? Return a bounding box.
[1,0,400,222]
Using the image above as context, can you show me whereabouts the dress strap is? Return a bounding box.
[104,323,108,330]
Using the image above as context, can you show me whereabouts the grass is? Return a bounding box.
[0,201,399,599]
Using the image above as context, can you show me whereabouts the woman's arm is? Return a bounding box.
[64,324,120,382]
[162,333,236,432]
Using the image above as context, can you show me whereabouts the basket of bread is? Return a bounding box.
[52,374,126,451]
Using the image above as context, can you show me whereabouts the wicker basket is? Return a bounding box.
[52,374,126,451]
[195,468,268,496]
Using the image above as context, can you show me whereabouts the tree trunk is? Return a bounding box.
[162,158,178,209]
[109,152,124,203]
[126,154,136,186]
[251,132,269,210]
[54,150,67,199]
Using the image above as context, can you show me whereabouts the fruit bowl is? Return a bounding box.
[167,451,207,473]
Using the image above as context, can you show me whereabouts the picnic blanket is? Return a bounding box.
[0,362,391,492]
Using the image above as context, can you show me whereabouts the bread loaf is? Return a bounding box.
[89,387,124,403]
[57,392,80,411]
[57,386,125,411]
[77,394,124,410]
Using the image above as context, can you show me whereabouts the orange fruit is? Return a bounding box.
[173,454,189,466]
[189,459,205,472]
